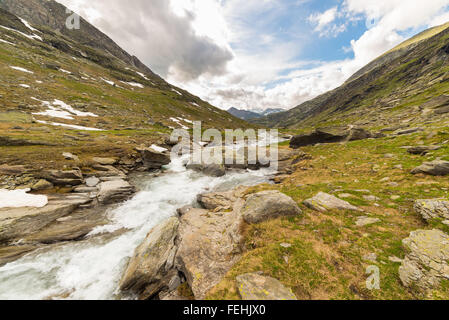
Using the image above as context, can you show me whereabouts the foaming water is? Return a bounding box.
[0,155,274,300]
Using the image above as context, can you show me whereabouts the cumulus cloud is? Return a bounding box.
[57,0,233,81]
[57,0,449,112]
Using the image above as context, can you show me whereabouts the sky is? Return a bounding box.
[57,0,449,111]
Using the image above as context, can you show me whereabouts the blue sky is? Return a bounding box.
[60,0,449,111]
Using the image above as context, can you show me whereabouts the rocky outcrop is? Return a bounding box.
[120,217,180,300]
[414,199,449,221]
[0,194,91,244]
[411,160,449,176]
[197,187,247,211]
[407,145,441,155]
[241,191,302,224]
[136,146,170,170]
[175,202,245,299]
[290,127,373,148]
[399,229,449,291]
[0,164,26,175]
[303,192,361,213]
[41,169,84,186]
[97,179,135,204]
[236,273,297,300]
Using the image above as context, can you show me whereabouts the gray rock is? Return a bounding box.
[414,199,449,221]
[399,229,449,291]
[41,169,83,186]
[136,146,170,170]
[120,217,180,300]
[0,194,91,244]
[85,176,100,187]
[407,146,441,155]
[290,126,373,148]
[411,160,449,176]
[236,273,297,300]
[187,162,226,177]
[0,164,26,176]
[175,203,245,300]
[62,152,79,161]
[92,157,117,165]
[395,127,422,135]
[241,191,302,224]
[97,179,135,204]
[304,192,361,213]
[31,179,53,191]
[356,216,380,227]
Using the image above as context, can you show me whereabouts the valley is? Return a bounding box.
[0,0,448,302]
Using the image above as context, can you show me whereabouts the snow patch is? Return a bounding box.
[36,120,103,131]
[150,145,168,153]
[60,69,71,74]
[0,189,48,209]
[19,84,30,88]
[0,38,15,45]
[171,88,182,96]
[19,18,40,34]
[120,81,144,89]
[32,98,98,120]
[10,66,33,74]
[100,78,115,86]
[169,117,189,130]
[0,25,42,41]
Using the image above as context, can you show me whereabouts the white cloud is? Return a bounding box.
[57,0,449,112]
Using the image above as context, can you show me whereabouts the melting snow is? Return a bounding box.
[100,78,115,86]
[170,117,189,130]
[135,71,150,81]
[0,25,42,41]
[150,145,168,153]
[0,189,48,208]
[0,38,15,45]
[171,89,182,96]
[120,81,144,88]
[60,69,71,74]
[32,98,98,120]
[190,102,199,107]
[36,120,103,131]
[19,18,40,34]
[10,66,33,74]
[19,84,30,88]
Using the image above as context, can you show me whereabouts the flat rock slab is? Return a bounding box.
[411,160,449,176]
[414,199,449,221]
[97,179,135,204]
[399,229,449,291]
[304,192,361,213]
[236,273,297,300]
[0,194,91,243]
[356,216,380,227]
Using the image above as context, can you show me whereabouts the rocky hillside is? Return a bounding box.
[0,5,250,174]
[256,22,449,130]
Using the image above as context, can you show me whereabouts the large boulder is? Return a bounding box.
[136,146,170,170]
[411,160,449,176]
[290,127,372,148]
[407,146,441,155]
[197,187,247,211]
[399,229,449,291]
[186,162,226,177]
[97,179,135,204]
[120,217,180,300]
[241,190,302,224]
[175,202,245,299]
[41,169,83,186]
[236,273,297,300]
[414,199,449,221]
[303,192,361,213]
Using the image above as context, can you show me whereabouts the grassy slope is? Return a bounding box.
[0,13,252,172]
[207,123,449,300]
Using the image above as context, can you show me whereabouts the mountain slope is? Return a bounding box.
[257,22,449,130]
[0,0,156,76]
[228,107,284,120]
[0,6,250,172]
